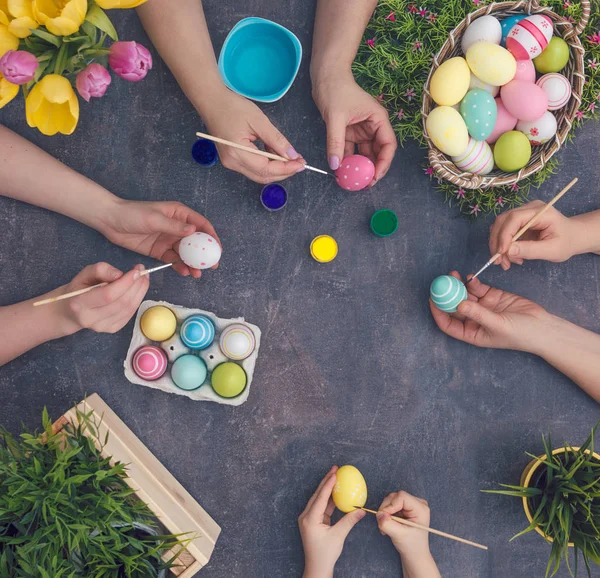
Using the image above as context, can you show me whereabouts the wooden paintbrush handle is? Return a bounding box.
[33,282,108,307]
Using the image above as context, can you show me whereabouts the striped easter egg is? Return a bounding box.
[451,137,494,175]
[219,323,256,360]
[430,275,468,313]
[180,315,215,349]
[132,346,168,381]
[536,73,571,110]
[506,15,553,61]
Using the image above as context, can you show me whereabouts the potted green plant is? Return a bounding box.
[0,408,187,577]
[483,422,600,578]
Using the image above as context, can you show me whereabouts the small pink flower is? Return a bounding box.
[563,0,571,6]
[510,183,520,192]
[424,167,434,176]
[413,41,422,51]
[470,204,481,215]
[366,38,376,48]
[428,12,437,22]
[397,109,405,120]
[496,196,505,207]
[418,7,427,17]
[408,4,418,13]
[588,58,598,70]
[404,88,416,101]
[457,188,466,199]
[385,11,396,21]
[576,110,585,119]
[473,0,482,5]
[589,102,596,112]
[530,127,539,136]
[377,93,385,103]
[76,63,112,102]
[108,41,152,82]
[0,50,38,85]
[588,32,600,44]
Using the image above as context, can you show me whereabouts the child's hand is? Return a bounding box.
[430,272,551,353]
[298,466,366,578]
[58,262,149,335]
[489,201,578,270]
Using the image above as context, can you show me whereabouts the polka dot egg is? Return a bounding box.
[179,232,221,270]
[180,315,215,350]
[335,155,375,191]
[132,346,168,381]
[460,90,497,141]
[430,275,468,313]
[219,323,256,360]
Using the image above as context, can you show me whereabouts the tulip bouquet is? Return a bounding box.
[0,0,152,136]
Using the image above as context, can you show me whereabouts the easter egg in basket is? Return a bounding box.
[500,14,526,47]
[460,90,497,141]
[462,16,502,53]
[534,37,570,73]
[536,73,571,110]
[501,79,548,121]
[451,137,494,175]
[506,14,553,61]
[517,111,557,145]
[469,72,499,97]
[513,59,536,83]
[494,131,531,172]
[486,98,517,144]
[425,106,469,156]
[466,42,516,86]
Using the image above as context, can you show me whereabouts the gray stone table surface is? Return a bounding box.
[1,3,599,577]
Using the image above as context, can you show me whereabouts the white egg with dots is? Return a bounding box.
[179,232,221,270]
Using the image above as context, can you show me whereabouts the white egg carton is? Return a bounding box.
[123,300,261,406]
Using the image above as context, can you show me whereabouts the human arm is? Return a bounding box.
[298,466,366,578]
[376,491,441,578]
[311,0,396,181]
[0,125,218,277]
[430,272,600,402]
[489,201,600,270]
[0,263,148,366]
[136,0,304,183]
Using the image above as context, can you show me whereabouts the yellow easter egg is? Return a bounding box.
[430,57,471,106]
[140,306,177,342]
[425,106,469,157]
[332,465,368,513]
[466,41,516,87]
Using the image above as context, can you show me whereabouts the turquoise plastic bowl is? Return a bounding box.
[218,17,302,103]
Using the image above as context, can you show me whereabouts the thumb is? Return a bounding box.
[253,115,301,161]
[325,113,347,171]
[76,262,123,286]
[376,512,398,537]
[508,240,556,261]
[149,213,195,238]
[457,300,501,331]
[334,509,366,540]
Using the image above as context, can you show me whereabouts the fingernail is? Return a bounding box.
[133,271,140,280]
[111,270,120,280]
[329,156,340,170]
[508,245,519,256]
[286,146,299,160]
[296,165,306,173]
[184,225,195,234]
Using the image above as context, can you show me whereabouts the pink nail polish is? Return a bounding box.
[286,146,299,160]
[133,271,140,280]
[329,156,340,171]
[296,165,306,173]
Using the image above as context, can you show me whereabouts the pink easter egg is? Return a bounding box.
[536,73,571,110]
[486,98,518,144]
[335,155,375,191]
[501,79,548,121]
[133,346,168,381]
[506,14,553,60]
[513,59,536,83]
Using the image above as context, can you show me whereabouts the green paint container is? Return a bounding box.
[370,209,398,237]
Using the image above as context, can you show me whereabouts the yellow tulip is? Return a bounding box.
[32,0,87,36]
[0,72,18,108]
[0,22,18,57]
[26,74,79,136]
[0,0,38,38]
[95,0,148,8]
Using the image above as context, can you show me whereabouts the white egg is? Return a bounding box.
[517,111,557,145]
[469,72,500,97]
[536,73,572,110]
[179,232,222,270]
[462,16,502,53]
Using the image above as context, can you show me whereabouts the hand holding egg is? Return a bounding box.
[178,232,222,270]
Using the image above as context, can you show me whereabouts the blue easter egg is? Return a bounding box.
[501,14,526,47]
[171,354,207,391]
[460,90,497,141]
[180,315,215,350]
[430,275,468,313]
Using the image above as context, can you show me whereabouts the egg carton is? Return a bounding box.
[124,300,261,406]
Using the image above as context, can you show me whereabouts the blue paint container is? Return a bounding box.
[261,184,288,212]
[192,138,219,167]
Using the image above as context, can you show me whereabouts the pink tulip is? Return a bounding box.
[108,41,152,82]
[0,51,38,85]
[76,63,112,102]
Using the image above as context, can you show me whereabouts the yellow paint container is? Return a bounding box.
[310,235,338,263]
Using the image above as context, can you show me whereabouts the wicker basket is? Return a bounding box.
[421,0,589,190]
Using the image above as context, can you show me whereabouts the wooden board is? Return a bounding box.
[56,394,221,578]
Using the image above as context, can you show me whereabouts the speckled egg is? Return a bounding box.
[451,137,494,175]
[180,315,215,350]
[335,155,375,191]
[536,73,571,110]
[430,275,468,313]
[460,90,497,141]
[506,14,553,60]
[494,130,532,172]
[501,14,526,47]
[430,57,471,106]
[533,37,570,73]
[171,354,207,391]
[132,346,168,381]
[501,79,548,121]
[160,333,190,363]
[466,41,517,86]
[179,232,221,270]
[140,306,177,342]
[333,465,368,513]
[469,72,499,97]
[211,362,247,398]
[517,111,557,145]
[462,16,502,53]
[219,323,256,360]
[486,97,518,144]
[425,106,469,157]
[513,59,536,83]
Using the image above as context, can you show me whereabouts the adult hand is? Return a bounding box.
[99,199,220,278]
[312,71,397,185]
[430,272,550,352]
[58,263,149,336]
[202,89,306,184]
[298,466,366,578]
[489,201,578,270]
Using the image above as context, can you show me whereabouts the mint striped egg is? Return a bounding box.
[430,275,468,313]
[180,315,215,349]
[451,137,494,175]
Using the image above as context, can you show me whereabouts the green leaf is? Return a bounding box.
[84,5,118,42]
[30,28,61,48]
